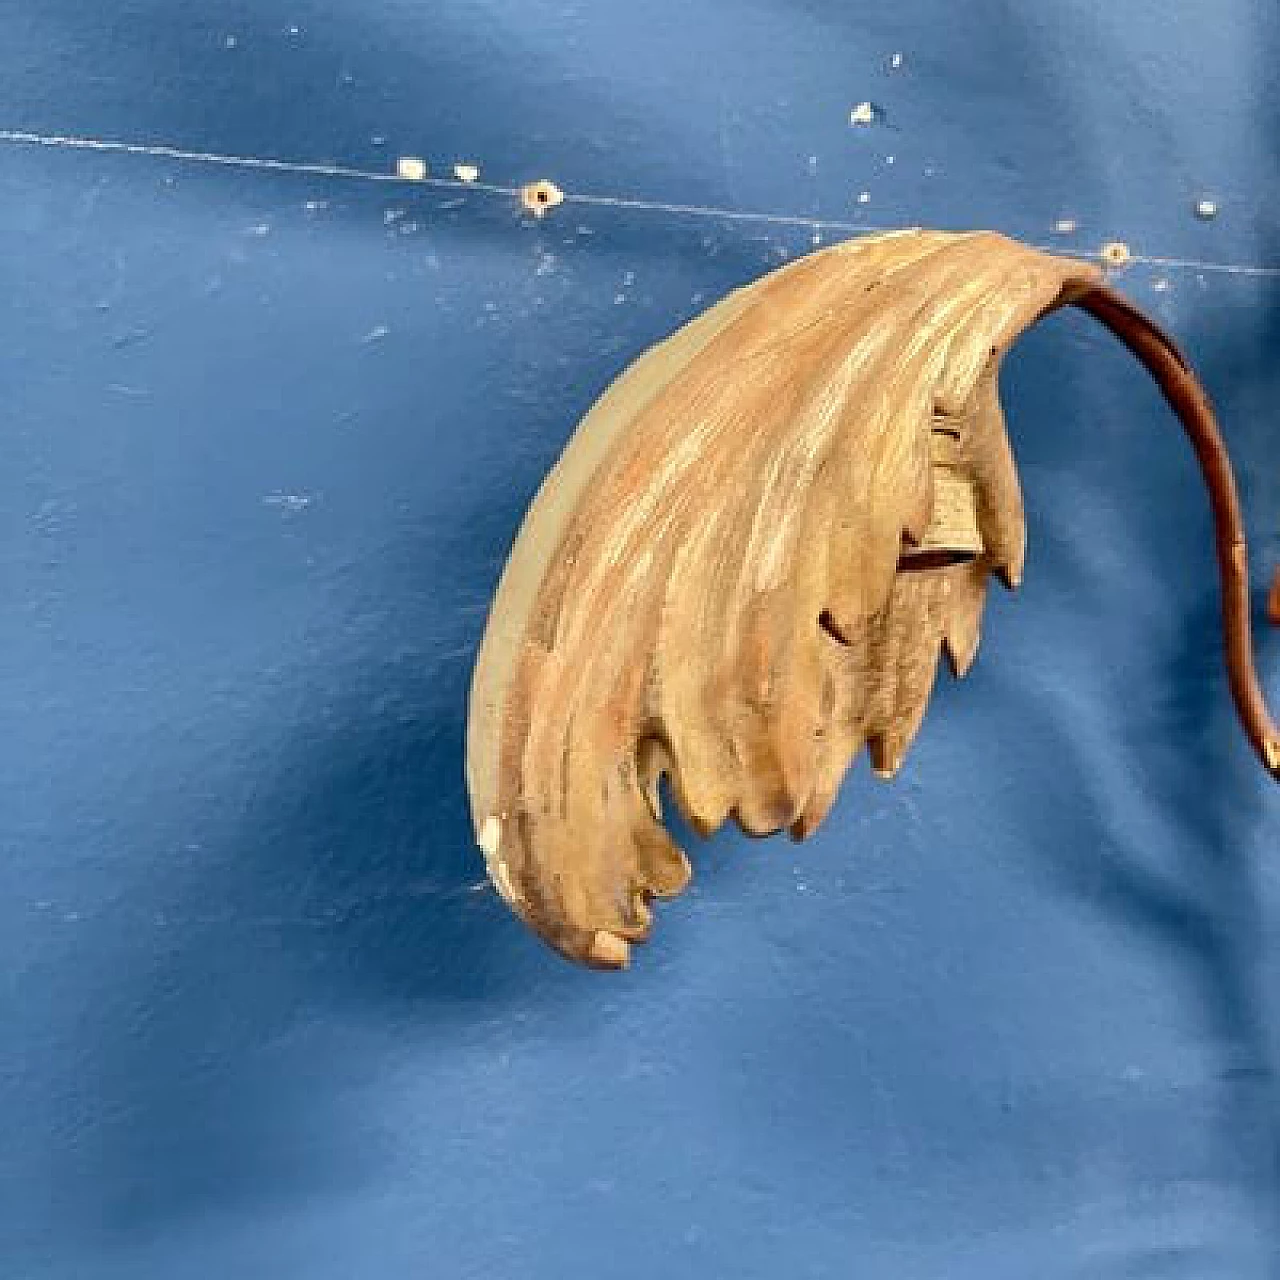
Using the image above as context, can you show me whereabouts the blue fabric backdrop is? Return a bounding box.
[2,2,1278,1276]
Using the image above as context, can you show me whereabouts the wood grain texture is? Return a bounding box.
[467,230,1103,967]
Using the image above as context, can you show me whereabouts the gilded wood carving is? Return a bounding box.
[466,230,1279,968]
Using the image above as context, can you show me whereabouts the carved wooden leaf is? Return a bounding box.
[467,230,1102,967]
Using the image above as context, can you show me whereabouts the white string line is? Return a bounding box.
[4,126,1279,278]
[0,127,509,192]
[1124,252,1280,277]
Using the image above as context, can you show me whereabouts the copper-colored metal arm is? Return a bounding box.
[1074,284,1280,781]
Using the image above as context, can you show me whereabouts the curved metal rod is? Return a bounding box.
[1073,283,1280,781]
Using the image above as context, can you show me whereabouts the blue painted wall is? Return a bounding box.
[3,3,1278,1276]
